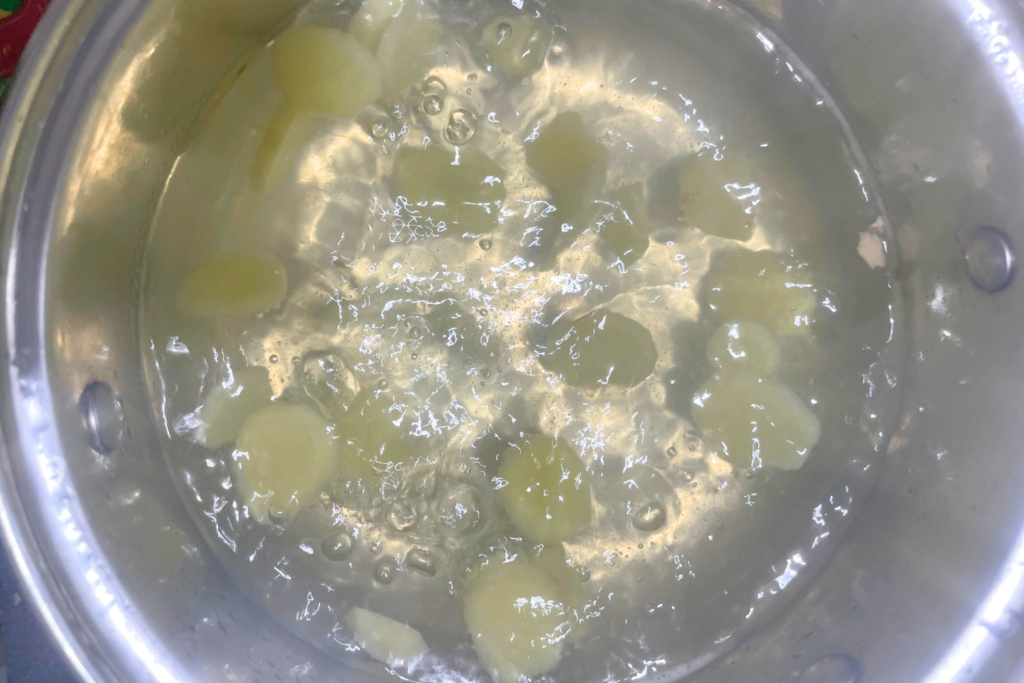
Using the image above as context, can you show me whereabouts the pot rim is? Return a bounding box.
[0,1,173,682]
[0,1,1022,682]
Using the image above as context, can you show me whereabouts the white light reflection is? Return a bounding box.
[774,553,806,590]
[82,569,177,683]
[923,515,1024,682]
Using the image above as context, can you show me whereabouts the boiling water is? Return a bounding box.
[140,0,904,680]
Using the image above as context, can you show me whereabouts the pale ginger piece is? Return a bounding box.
[498,435,591,543]
[603,182,651,265]
[344,607,429,668]
[526,111,608,220]
[541,310,657,388]
[233,403,340,523]
[350,0,405,50]
[178,254,287,317]
[394,145,507,234]
[692,368,821,470]
[255,25,383,182]
[531,544,585,613]
[179,0,306,36]
[199,366,274,448]
[525,112,609,264]
[253,108,300,185]
[705,249,816,336]
[377,14,445,95]
[125,0,310,143]
[480,14,554,77]
[274,24,383,117]
[464,560,573,682]
[335,389,413,484]
[121,23,236,145]
[677,153,756,241]
[706,321,782,376]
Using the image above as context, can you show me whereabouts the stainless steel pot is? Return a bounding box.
[3,0,1024,681]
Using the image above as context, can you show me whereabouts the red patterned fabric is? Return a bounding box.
[0,0,50,80]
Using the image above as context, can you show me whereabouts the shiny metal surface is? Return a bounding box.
[3,0,1024,681]
[963,226,1015,293]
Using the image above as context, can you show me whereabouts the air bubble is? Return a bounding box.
[370,118,390,139]
[321,531,354,561]
[667,445,678,458]
[479,239,493,250]
[374,558,396,584]
[406,547,437,576]
[269,354,279,363]
[440,484,483,535]
[445,109,478,145]
[684,429,703,453]
[495,21,512,43]
[410,327,424,340]
[632,501,667,532]
[423,94,444,116]
[422,75,447,95]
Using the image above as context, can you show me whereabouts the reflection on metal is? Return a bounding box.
[78,381,122,454]
[799,654,862,683]
[920,1,1024,679]
[734,0,782,24]
[963,225,1015,292]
